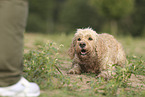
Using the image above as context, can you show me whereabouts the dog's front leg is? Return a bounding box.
[67,64,81,74]
[96,70,114,80]
[96,64,116,80]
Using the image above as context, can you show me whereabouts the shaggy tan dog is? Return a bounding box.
[68,28,126,79]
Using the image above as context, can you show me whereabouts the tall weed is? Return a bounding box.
[23,42,69,89]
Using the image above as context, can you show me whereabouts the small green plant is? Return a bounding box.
[88,56,145,96]
[23,42,69,89]
[127,56,145,76]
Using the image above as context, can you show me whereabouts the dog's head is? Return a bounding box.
[68,28,99,59]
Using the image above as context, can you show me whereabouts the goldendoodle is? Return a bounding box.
[68,28,126,79]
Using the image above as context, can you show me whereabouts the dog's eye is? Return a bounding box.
[88,37,93,40]
[78,38,81,41]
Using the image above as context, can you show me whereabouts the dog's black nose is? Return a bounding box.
[79,42,86,48]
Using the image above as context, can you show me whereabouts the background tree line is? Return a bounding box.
[26,0,145,37]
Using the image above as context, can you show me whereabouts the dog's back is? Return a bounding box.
[98,33,126,67]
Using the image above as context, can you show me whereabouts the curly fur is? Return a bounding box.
[68,28,126,79]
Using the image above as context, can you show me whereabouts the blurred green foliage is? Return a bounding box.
[90,0,134,35]
[26,0,145,37]
[91,0,134,19]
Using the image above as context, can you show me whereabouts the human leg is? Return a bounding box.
[0,0,40,96]
[0,0,28,87]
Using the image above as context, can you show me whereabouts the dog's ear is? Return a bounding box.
[68,37,76,59]
[95,35,107,59]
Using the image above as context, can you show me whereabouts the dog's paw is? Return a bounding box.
[96,71,113,80]
[67,68,81,74]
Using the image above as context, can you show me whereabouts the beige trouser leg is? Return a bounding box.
[0,0,28,87]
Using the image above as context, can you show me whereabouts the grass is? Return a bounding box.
[24,33,145,97]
